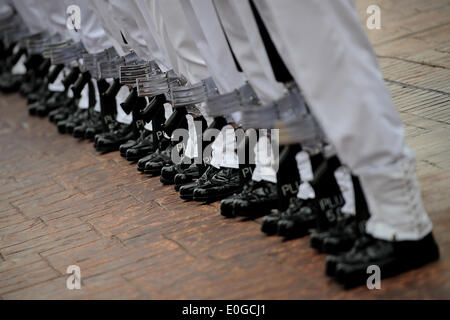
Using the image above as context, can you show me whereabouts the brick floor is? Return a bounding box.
[0,0,449,299]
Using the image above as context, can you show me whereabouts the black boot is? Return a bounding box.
[125,130,155,161]
[136,136,170,172]
[95,122,137,153]
[327,233,439,288]
[93,78,122,144]
[119,94,166,158]
[73,109,101,139]
[0,47,26,93]
[179,165,220,201]
[56,71,91,133]
[161,116,207,185]
[143,144,174,176]
[260,145,305,235]
[160,158,192,185]
[141,107,189,174]
[174,163,206,191]
[48,67,80,122]
[310,176,370,254]
[73,80,100,139]
[192,166,253,203]
[21,55,49,99]
[261,197,304,236]
[220,180,278,218]
[276,156,345,239]
[125,96,165,161]
[57,108,89,134]
[84,79,109,140]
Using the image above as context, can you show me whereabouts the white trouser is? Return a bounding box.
[213,0,285,178]
[132,0,172,71]
[145,0,181,75]
[12,0,49,34]
[255,0,432,241]
[154,0,232,168]
[0,1,13,21]
[91,0,128,55]
[212,0,285,104]
[210,0,286,176]
[180,0,245,94]
[36,0,78,41]
[153,0,211,83]
[106,0,151,60]
[70,0,114,53]
[180,0,280,177]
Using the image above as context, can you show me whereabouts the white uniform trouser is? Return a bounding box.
[71,0,114,54]
[212,0,285,104]
[91,0,127,55]
[178,0,243,168]
[180,0,245,94]
[210,0,285,180]
[154,0,211,84]
[154,0,237,168]
[254,0,433,241]
[0,1,13,21]
[178,0,279,179]
[38,0,77,40]
[12,0,48,34]
[132,0,172,71]
[106,0,151,60]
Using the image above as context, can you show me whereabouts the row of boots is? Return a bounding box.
[1,42,440,289]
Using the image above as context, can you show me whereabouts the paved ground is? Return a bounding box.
[0,0,449,299]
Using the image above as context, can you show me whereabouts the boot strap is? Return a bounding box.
[51,41,86,66]
[170,77,218,108]
[82,46,119,79]
[119,60,160,86]
[43,39,74,59]
[276,113,324,152]
[240,85,308,130]
[101,51,145,79]
[136,70,183,97]
[204,83,259,119]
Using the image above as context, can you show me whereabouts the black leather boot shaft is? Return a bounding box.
[47,64,64,83]
[99,78,121,129]
[103,78,122,99]
[163,107,188,137]
[34,58,50,77]
[97,79,110,96]
[24,54,45,72]
[310,155,345,231]
[276,144,302,211]
[352,175,370,221]
[62,67,81,89]
[120,86,138,115]
[139,94,166,123]
[71,71,91,98]
[10,47,26,66]
[130,96,149,134]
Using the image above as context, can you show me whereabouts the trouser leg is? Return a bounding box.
[257,0,432,241]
